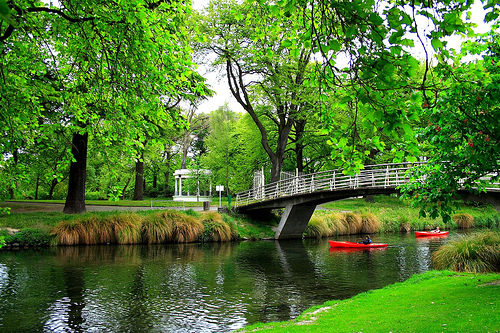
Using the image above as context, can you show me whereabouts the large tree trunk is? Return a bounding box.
[35,174,40,200]
[48,178,58,200]
[164,150,171,195]
[293,120,306,173]
[133,153,144,201]
[63,132,88,214]
[226,59,295,184]
[152,173,157,189]
[121,177,132,200]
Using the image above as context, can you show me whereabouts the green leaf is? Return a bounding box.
[431,38,443,51]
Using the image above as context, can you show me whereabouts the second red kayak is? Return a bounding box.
[415,231,449,237]
[328,240,388,248]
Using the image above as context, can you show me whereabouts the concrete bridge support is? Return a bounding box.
[461,191,500,214]
[275,204,316,239]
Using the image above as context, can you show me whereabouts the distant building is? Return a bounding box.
[173,169,212,202]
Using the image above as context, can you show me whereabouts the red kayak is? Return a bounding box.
[328,240,388,248]
[415,231,449,237]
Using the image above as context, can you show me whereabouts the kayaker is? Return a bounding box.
[431,227,441,233]
[360,235,371,244]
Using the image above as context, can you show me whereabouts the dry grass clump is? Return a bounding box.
[345,212,362,234]
[326,213,349,235]
[107,213,142,244]
[141,211,174,244]
[433,231,500,273]
[51,220,82,245]
[166,211,204,243]
[199,212,235,242]
[51,213,143,245]
[304,216,330,238]
[361,213,380,233]
[452,213,475,229]
[306,212,374,237]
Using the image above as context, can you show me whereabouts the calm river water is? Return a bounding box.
[0,232,459,332]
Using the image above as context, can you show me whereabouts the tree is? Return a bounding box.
[1,0,208,213]
[198,0,318,182]
[203,104,239,195]
[401,32,500,220]
[252,0,480,175]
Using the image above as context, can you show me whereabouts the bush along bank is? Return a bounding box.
[304,210,500,238]
[0,209,278,248]
[432,230,500,273]
[51,210,243,245]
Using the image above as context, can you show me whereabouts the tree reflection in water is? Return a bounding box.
[0,233,456,332]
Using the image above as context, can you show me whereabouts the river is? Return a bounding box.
[0,232,457,332]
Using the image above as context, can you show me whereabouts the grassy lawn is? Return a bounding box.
[238,270,500,332]
[320,195,500,231]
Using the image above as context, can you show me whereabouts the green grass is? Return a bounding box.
[433,231,500,273]
[3,196,233,208]
[0,211,71,232]
[321,195,500,232]
[238,270,500,333]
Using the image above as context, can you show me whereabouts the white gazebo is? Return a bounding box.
[173,169,212,202]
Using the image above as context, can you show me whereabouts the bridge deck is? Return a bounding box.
[234,162,500,239]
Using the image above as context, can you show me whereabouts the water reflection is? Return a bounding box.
[0,233,459,332]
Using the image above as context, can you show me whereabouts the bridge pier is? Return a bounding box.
[275,204,316,239]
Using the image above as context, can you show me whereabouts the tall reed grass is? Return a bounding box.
[452,213,475,229]
[141,211,173,244]
[51,210,237,245]
[345,212,362,234]
[159,210,203,243]
[305,211,380,238]
[433,231,500,273]
[361,213,380,233]
[199,212,235,242]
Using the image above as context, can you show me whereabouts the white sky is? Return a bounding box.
[191,0,491,115]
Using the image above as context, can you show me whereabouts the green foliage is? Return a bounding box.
[400,33,500,221]
[433,231,500,273]
[1,0,208,211]
[237,271,500,332]
[452,213,475,229]
[5,228,51,247]
[199,212,236,242]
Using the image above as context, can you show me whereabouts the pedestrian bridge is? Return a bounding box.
[234,162,500,239]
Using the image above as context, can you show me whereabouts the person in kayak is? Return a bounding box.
[431,227,441,233]
[359,235,371,244]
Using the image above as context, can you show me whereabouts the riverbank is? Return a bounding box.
[237,270,500,332]
[1,196,499,247]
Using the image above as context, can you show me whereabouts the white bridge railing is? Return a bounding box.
[234,162,499,207]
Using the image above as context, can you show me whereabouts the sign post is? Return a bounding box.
[216,185,224,207]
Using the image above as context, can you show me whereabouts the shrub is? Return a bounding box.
[199,212,234,242]
[85,191,105,200]
[142,212,173,244]
[162,211,204,243]
[5,228,51,246]
[345,212,362,234]
[452,213,475,229]
[326,213,349,235]
[304,216,329,238]
[361,213,380,233]
[433,231,500,273]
